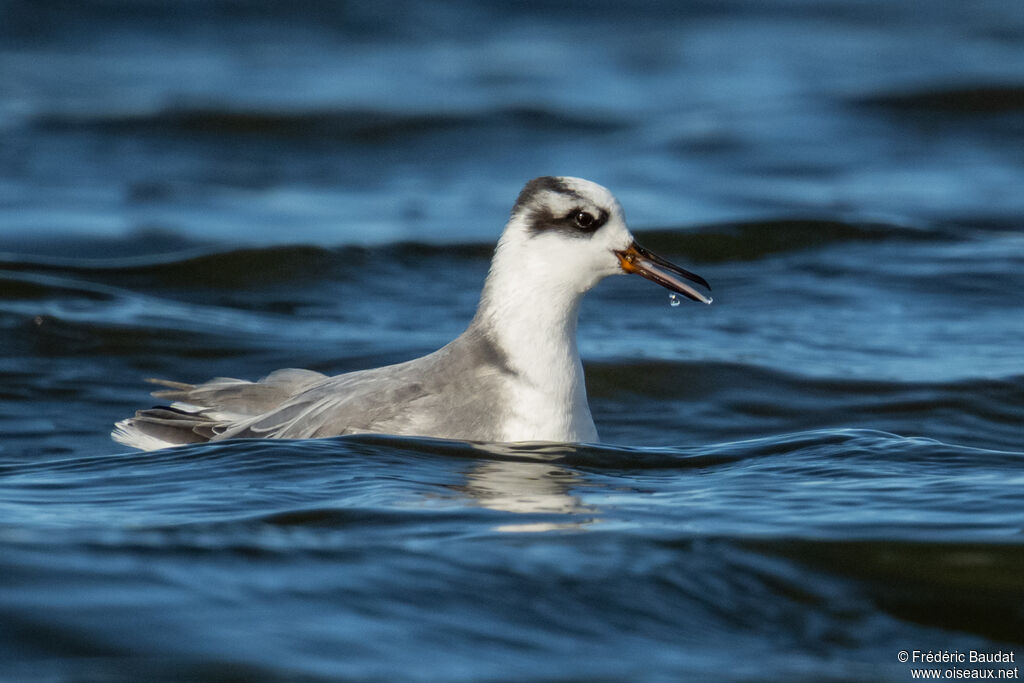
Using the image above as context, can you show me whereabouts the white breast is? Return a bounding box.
[500,375,598,443]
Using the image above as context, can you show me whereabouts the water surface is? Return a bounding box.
[1,1,1022,680]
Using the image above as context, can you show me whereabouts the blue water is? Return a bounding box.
[1,1,1023,680]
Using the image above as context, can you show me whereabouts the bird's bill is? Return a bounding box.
[615,240,712,304]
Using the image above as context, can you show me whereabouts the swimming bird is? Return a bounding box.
[113,177,711,451]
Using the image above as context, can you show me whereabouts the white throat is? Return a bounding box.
[470,228,599,441]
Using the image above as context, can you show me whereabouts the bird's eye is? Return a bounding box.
[574,211,595,229]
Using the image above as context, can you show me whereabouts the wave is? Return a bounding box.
[0,245,339,288]
[856,84,1024,113]
[0,215,959,281]
[0,271,119,302]
[33,105,626,141]
[10,427,1019,480]
[636,219,950,262]
[587,358,1024,403]
[746,537,1024,644]
[588,359,1024,452]
[3,426,1020,667]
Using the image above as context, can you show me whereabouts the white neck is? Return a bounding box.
[468,232,598,441]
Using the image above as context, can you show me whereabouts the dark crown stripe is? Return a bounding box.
[511,176,583,216]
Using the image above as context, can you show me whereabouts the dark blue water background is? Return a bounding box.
[1,1,1022,680]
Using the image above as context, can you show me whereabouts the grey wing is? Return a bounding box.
[114,326,516,450]
[220,334,514,441]
[216,361,434,440]
[151,368,328,421]
[113,368,328,449]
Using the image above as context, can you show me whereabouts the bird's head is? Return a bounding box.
[496,176,712,303]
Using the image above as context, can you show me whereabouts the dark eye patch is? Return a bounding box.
[525,206,608,237]
[514,177,610,237]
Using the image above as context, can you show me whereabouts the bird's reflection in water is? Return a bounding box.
[460,444,597,532]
